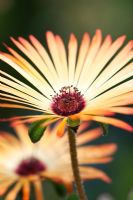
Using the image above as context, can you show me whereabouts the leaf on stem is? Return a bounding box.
[28,119,49,143]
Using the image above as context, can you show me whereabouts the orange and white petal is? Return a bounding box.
[79,167,111,183]
[56,118,67,137]
[5,182,22,200]
[0,102,45,113]
[43,166,73,183]
[77,143,117,160]
[82,108,114,116]
[86,62,133,100]
[0,132,20,149]
[77,121,91,134]
[84,35,126,93]
[78,34,112,89]
[79,157,113,165]
[12,121,33,148]
[103,107,133,115]
[0,179,16,196]
[74,33,90,85]
[0,97,47,113]
[77,128,103,146]
[85,79,133,111]
[0,79,50,110]
[33,180,43,200]
[13,36,58,92]
[0,53,53,98]
[2,46,49,87]
[22,181,30,200]
[87,40,132,93]
[55,34,68,85]
[46,31,66,87]
[0,69,51,107]
[28,35,59,91]
[84,91,133,114]
[82,115,133,132]
[29,35,59,85]
[68,33,78,85]
[78,29,102,92]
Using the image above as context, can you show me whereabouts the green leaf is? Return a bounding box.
[66,193,79,200]
[28,119,49,143]
[42,179,67,200]
[98,122,109,136]
[67,118,80,128]
[52,182,67,197]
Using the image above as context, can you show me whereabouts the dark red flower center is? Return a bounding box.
[15,157,46,176]
[51,86,86,116]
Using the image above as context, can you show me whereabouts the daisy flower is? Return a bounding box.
[0,122,117,200]
[0,30,133,135]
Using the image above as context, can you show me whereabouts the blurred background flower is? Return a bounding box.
[0,0,133,199]
[0,122,116,199]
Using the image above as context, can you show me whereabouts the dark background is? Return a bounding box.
[0,0,133,199]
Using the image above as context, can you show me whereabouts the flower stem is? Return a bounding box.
[68,126,88,200]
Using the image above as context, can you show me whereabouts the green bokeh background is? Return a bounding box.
[0,0,133,199]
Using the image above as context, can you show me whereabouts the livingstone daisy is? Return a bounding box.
[0,122,117,200]
[0,30,133,135]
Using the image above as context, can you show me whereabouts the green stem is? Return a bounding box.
[68,126,88,200]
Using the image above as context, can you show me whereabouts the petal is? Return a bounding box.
[5,182,22,200]
[82,108,114,116]
[80,166,111,183]
[84,35,126,94]
[105,107,133,115]
[77,34,112,90]
[55,35,68,85]
[74,33,90,85]
[0,179,16,195]
[77,128,103,146]
[68,33,78,84]
[12,121,33,147]
[78,143,117,159]
[0,103,44,112]
[90,40,133,90]
[0,53,53,98]
[16,36,58,91]
[22,181,30,200]
[79,157,113,164]
[46,31,65,87]
[29,35,59,88]
[77,29,102,92]
[87,62,133,100]
[33,180,43,200]
[56,119,67,137]
[91,116,133,132]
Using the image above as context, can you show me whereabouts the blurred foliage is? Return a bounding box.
[66,193,79,200]
[0,0,133,200]
[128,189,133,200]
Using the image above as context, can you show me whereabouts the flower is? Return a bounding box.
[0,30,133,135]
[0,122,117,199]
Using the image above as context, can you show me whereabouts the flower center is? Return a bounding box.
[15,157,46,176]
[51,86,86,116]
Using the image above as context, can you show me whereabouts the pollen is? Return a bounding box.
[51,86,86,116]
